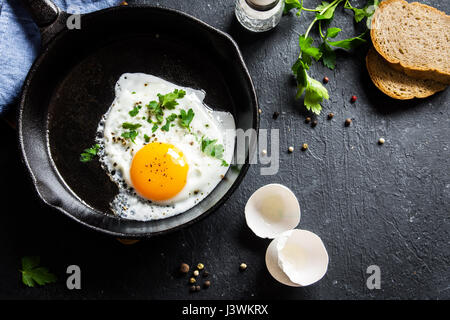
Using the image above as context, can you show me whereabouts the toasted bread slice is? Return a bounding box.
[371,0,450,84]
[366,48,446,99]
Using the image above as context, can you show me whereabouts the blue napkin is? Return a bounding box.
[0,0,120,114]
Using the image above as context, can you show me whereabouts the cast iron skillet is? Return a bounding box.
[18,0,258,238]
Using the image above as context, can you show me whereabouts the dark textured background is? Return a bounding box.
[0,0,449,300]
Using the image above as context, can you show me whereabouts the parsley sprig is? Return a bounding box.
[80,144,100,162]
[285,0,377,114]
[146,89,187,131]
[201,137,228,166]
[121,122,142,143]
[20,256,57,287]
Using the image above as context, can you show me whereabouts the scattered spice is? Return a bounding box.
[328,112,334,120]
[350,95,357,103]
[312,120,318,127]
[197,263,204,270]
[203,271,209,278]
[305,117,311,124]
[323,76,329,84]
[193,270,199,277]
[120,1,128,5]
[240,263,247,271]
[195,285,201,292]
[261,149,267,156]
[189,277,196,284]
[189,285,196,292]
[378,138,385,145]
[288,146,294,153]
[204,280,211,288]
[272,111,280,119]
[258,108,262,114]
[301,143,308,151]
[345,118,352,127]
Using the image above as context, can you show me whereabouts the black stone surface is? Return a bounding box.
[0,0,449,299]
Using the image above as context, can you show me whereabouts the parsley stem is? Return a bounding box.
[302,8,321,12]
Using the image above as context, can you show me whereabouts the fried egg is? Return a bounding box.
[96,73,235,221]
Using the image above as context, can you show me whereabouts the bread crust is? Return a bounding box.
[371,0,450,85]
[366,47,446,99]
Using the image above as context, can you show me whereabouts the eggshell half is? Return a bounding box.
[245,184,301,239]
[266,229,329,287]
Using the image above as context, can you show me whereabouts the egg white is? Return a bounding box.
[96,73,236,221]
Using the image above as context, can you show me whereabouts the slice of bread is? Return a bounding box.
[366,48,446,100]
[371,0,450,84]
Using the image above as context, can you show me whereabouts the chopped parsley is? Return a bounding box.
[122,122,142,130]
[161,113,178,132]
[20,256,57,287]
[129,105,141,117]
[144,134,150,143]
[121,123,141,143]
[80,144,100,162]
[179,108,195,131]
[146,89,188,132]
[157,89,186,109]
[201,136,228,166]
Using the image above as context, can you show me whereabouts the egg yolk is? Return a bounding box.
[130,142,188,201]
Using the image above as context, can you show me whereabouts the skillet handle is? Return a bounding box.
[21,0,60,28]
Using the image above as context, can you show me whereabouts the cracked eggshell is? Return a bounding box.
[266,229,329,287]
[245,184,301,239]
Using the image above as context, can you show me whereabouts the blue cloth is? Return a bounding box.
[0,0,119,114]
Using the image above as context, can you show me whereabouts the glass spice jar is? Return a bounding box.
[235,0,285,32]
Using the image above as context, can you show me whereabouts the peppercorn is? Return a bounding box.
[328,112,334,120]
[203,271,209,278]
[197,263,204,270]
[189,277,196,284]
[193,270,199,277]
[350,95,357,103]
[240,263,247,271]
[189,285,196,292]
[272,111,280,120]
[288,146,294,153]
[312,120,318,127]
[378,138,385,145]
[204,280,211,288]
[180,263,189,274]
[323,76,329,84]
[301,143,308,151]
[345,118,352,126]
[195,285,201,292]
[305,117,311,124]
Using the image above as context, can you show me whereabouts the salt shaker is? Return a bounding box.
[235,0,285,32]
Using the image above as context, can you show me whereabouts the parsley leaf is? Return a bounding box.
[144,134,150,143]
[121,130,139,143]
[152,123,158,133]
[319,42,337,70]
[315,1,340,20]
[122,123,142,130]
[80,144,100,162]
[20,256,57,287]
[201,137,225,161]
[327,33,367,50]
[344,0,379,23]
[179,108,195,131]
[298,35,322,65]
[284,0,303,14]
[129,105,141,117]
[304,75,329,114]
[157,89,186,110]
[161,113,178,132]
